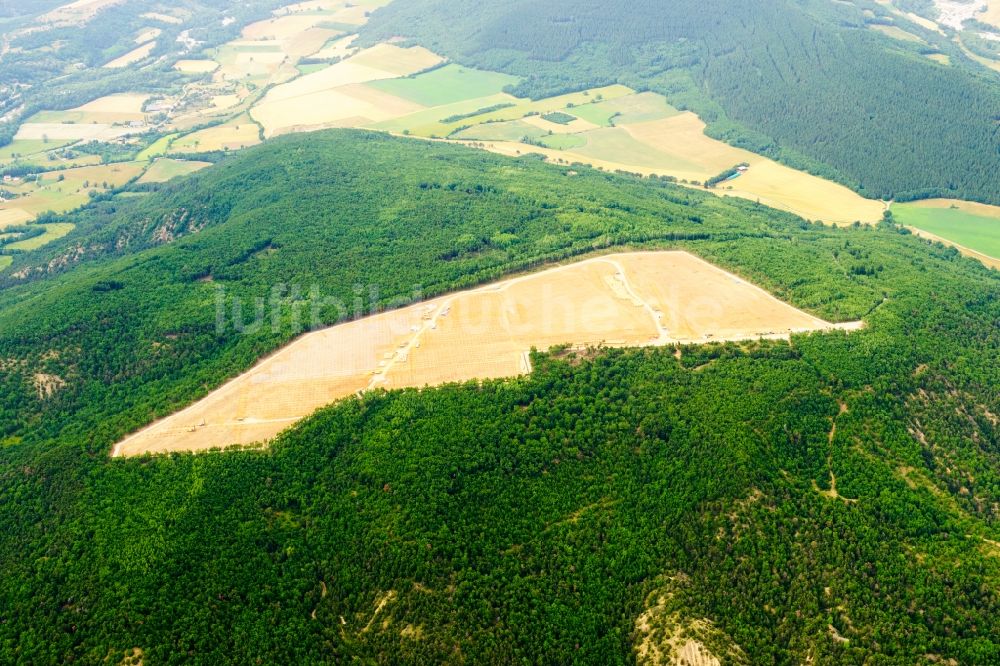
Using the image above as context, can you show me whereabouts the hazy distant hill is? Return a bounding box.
[363,0,1000,205]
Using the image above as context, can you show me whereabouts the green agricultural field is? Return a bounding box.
[0,255,10,270]
[570,91,680,126]
[374,93,514,135]
[5,222,75,251]
[0,139,74,164]
[894,203,1000,260]
[375,85,634,138]
[413,85,634,138]
[537,133,586,150]
[571,127,701,171]
[136,133,178,161]
[138,158,211,183]
[368,64,519,106]
[453,119,545,142]
[296,62,327,75]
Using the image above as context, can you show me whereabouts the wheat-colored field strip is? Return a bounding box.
[169,116,261,152]
[104,41,156,68]
[24,94,150,131]
[0,161,145,225]
[175,59,220,73]
[112,251,859,457]
[39,0,125,25]
[141,11,182,24]
[251,45,441,135]
[137,158,211,184]
[981,0,1000,28]
[469,108,885,224]
[14,123,132,141]
[309,34,359,60]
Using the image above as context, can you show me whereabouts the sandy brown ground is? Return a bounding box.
[113,251,860,457]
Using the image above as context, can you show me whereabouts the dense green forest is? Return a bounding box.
[362,0,1000,205]
[1,131,1000,662]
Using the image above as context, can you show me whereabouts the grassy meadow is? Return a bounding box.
[894,200,1000,260]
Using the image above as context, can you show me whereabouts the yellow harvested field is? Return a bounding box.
[471,111,884,224]
[75,93,149,122]
[104,41,156,68]
[285,27,343,58]
[980,1,1000,29]
[870,24,924,43]
[0,209,33,230]
[175,59,220,73]
[254,82,423,135]
[236,12,344,58]
[40,0,125,25]
[0,162,145,222]
[135,27,162,44]
[213,41,297,82]
[325,4,376,25]
[15,123,133,141]
[310,34,359,60]
[112,251,859,456]
[26,93,149,126]
[243,14,338,40]
[345,44,443,76]
[625,113,874,220]
[906,11,945,33]
[406,85,632,138]
[522,114,600,134]
[170,117,261,152]
[212,94,242,110]
[141,12,183,24]
[251,46,441,135]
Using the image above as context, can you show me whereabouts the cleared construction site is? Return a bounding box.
[113,251,861,457]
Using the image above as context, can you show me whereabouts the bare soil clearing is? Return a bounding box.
[113,251,860,457]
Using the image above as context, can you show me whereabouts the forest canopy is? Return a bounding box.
[362,0,1000,205]
[0,131,999,662]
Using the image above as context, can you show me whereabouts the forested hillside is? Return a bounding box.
[1,131,1000,663]
[362,0,1000,204]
